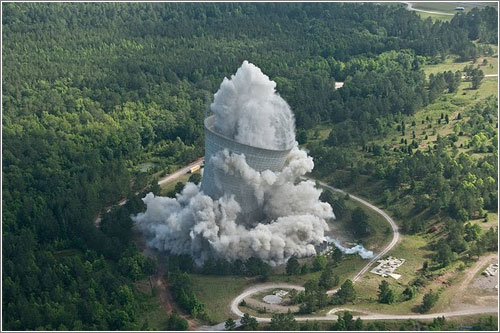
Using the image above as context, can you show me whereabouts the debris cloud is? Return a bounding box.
[133,61,335,266]
[211,60,295,150]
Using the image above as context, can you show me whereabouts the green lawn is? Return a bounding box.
[415,11,453,22]
[476,211,499,231]
[190,275,253,323]
[332,233,434,315]
[424,55,498,76]
[188,193,394,323]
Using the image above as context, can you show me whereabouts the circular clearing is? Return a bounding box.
[262,295,282,304]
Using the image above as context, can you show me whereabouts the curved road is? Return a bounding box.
[403,2,455,16]
[220,180,497,328]
[314,180,400,283]
[225,180,401,324]
[97,159,496,327]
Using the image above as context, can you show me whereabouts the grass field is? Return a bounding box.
[188,194,393,323]
[328,233,435,315]
[414,11,453,22]
[424,56,499,76]
[190,275,253,323]
[476,211,499,230]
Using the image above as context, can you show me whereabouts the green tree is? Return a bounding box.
[297,130,308,145]
[331,247,343,263]
[286,256,300,275]
[174,181,185,194]
[240,313,258,331]
[427,316,445,331]
[351,208,370,237]
[312,254,327,272]
[471,68,485,89]
[420,290,439,313]
[334,279,356,304]
[166,311,188,331]
[472,316,498,331]
[270,309,298,331]
[319,266,338,289]
[402,286,416,300]
[188,173,201,185]
[224,318,236,331]
[377,280,395,304]
[434,239,453,267]
[333,316,346,331]
[464,222,481,241]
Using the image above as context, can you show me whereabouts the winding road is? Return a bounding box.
[314,180,399,284]
[205,179,496,329]
[403,2,455,16]
[98,158,497,328]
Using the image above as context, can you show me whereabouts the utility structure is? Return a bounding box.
[200,115,293,225]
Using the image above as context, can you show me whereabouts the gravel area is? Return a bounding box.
[473,274,498,292]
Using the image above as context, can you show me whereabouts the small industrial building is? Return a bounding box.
[370,256,405,279]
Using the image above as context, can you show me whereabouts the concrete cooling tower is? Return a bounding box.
[201,115,293,224]
[133,61,338,266]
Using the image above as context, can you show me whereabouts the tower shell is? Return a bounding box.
[201,115,292,224]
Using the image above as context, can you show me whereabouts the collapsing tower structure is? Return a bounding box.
[200,115,293,224]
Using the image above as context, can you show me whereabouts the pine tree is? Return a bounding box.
[225,318,236,331]
[378,280,395,304]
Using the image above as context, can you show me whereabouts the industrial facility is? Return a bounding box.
[200,114,293,225]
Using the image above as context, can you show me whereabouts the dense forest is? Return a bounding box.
[2,2,498,330]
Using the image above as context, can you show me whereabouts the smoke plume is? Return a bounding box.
[133,61,335,266]
[211,60,295,150]
[326,237,374,259]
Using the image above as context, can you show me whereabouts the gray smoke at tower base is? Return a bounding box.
[133,146,334,266]
[133,60,373,266]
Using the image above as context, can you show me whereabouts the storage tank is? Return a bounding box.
[201,115,293,225]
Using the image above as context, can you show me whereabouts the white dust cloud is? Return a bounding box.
[211,60,295,150]
[133,61,346,266]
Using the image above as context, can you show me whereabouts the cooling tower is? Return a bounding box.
[201,115,293,224]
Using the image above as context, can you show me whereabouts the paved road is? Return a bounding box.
[461,74,499,79]
[213,180,497,329]
[95,158,497,327]
[158,158,204,186]
[314,180,400,283]
[200,180,401,330]
[403,2,455,16]
[94,158,204,226]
